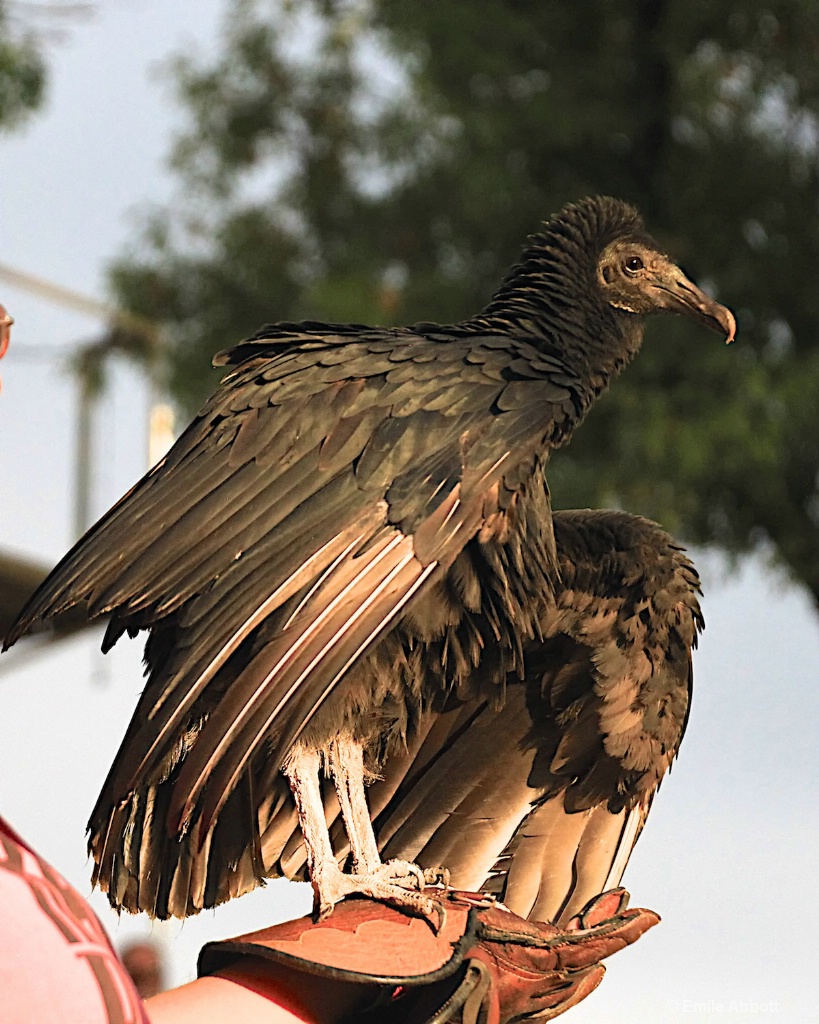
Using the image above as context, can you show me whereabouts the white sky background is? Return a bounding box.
[0,4,817,1019]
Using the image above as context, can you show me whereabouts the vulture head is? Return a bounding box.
[596,235,736,342]
[487,195,736,361]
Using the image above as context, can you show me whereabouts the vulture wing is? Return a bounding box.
[6,323,573,858]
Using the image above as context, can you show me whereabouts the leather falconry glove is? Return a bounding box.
[197,888,659,1024]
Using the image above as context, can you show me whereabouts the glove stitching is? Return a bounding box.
[478,915,630,950]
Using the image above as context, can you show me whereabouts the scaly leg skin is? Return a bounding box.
[284,743,446,930]
[326,735,422,880]
[326,736,451,890]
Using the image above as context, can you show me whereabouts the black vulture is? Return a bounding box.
[4,196,732,922]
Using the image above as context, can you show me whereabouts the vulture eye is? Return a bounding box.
[623,255,644,275]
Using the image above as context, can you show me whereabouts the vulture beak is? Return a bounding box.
[648,264,736,343]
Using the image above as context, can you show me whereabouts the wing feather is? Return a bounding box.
[101,510,390,806]
[172,528,439,841]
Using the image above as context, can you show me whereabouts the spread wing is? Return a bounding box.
[5,324,576,857]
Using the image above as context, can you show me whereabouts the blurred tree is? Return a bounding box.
[109,0,819,608]
[0,1,48,130]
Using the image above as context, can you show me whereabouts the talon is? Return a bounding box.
[383,891,447,934]
[380,858,426,890]
[316,900,334,922]
[416,895,447,934]
[423,865,450,888]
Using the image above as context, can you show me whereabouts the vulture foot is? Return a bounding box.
[312,860,447,932]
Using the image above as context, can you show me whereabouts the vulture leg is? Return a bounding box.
[284,743,444,927]
[326,736,426,886]
[325,736,382,873]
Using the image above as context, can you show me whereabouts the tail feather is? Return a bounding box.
[375,690,536,885]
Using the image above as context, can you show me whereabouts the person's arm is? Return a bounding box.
[145,956,364,1024]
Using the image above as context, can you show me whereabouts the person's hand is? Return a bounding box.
[452,887,659,1022]
[196,887,659,1023]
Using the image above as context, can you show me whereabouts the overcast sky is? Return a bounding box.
[0,4,817,1019]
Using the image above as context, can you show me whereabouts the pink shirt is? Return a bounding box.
[0,815,150,1024]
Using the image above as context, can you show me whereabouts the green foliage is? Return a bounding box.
[109,0,819,605]
[0,2,47,130]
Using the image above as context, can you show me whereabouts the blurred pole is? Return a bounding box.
[0,262,162,529]
[149,400,175,468]
[74,371,95,539]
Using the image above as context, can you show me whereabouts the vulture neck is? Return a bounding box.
[474,239,645,415]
